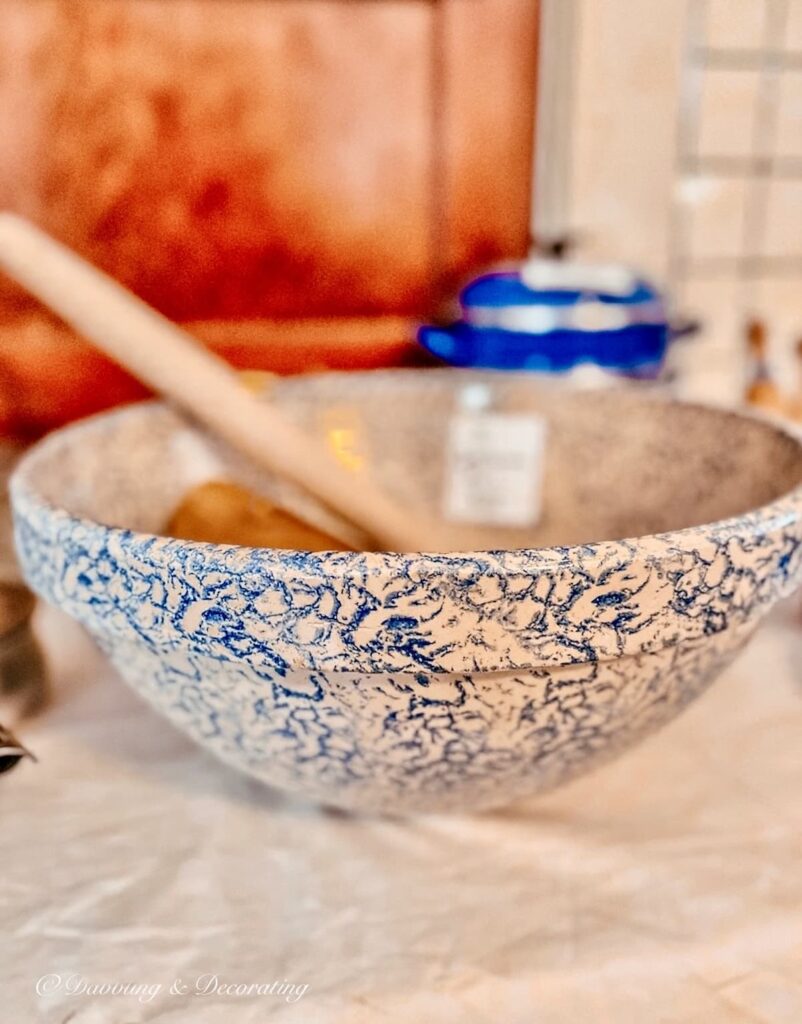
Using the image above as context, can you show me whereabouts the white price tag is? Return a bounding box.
[443,411,547,526]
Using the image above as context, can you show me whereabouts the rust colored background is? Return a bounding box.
[0,0,538,438]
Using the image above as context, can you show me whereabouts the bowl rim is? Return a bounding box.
[10,377,802,577]
[10,374,802,675]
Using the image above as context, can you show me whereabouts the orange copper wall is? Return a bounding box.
[0,0,538,436]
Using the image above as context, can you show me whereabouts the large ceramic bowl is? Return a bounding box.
[11,371,802,812]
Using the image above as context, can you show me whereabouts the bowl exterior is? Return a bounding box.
[90,625,748,813]
[13,493,802,812]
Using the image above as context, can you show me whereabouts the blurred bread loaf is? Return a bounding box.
[165,480,352,551]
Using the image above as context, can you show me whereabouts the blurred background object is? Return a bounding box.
[0,721,34,774]
[1,0,800,438]
[0,0,538,440]
[532,0,802,408]
[417,261,672,379]
[668,0,802,406]
[0,442,47,740]
[744,316,787,416]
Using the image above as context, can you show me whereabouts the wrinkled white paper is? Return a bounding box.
[2,605,802,1023]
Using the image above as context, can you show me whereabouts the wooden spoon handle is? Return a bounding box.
[0,214,439,551]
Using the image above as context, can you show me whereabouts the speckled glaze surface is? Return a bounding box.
[11,371,802,812]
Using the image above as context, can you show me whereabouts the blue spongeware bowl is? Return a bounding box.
[10,370,802,813]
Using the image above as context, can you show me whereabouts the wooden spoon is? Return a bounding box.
[0,213,444,552]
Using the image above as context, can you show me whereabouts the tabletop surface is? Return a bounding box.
[3,603,802,1024]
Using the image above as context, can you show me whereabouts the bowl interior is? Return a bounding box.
[18,371,802,551]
